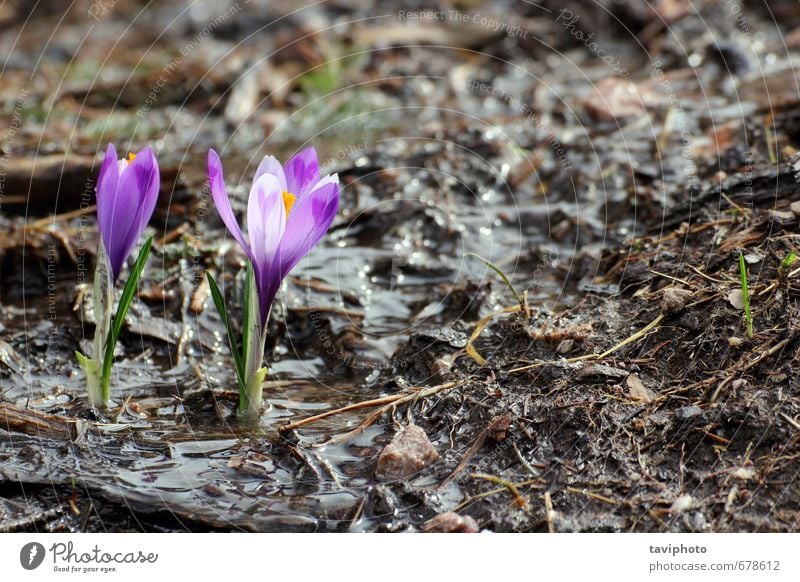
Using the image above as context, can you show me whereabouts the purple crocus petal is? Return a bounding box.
[208,149,252,260]
[283,147,320,198]
[247,173,287,324]
[112,147,160,278]
[95,145,160,281]
[253,155,287,193]
[96,144,121,273]
[99,153,142,280]
[278,177,339,276]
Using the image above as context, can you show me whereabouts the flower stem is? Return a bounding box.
[240,271,267,416]
[75,351,103,407]
[90,243,113,406]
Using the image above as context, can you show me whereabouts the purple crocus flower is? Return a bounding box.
[96,144,160,281]
[207,147,339,325]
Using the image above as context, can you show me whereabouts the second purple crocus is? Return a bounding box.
[76,143,160,408]
[96,144,160,282]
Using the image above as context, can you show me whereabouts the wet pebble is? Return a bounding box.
[576,363,628,383]
[670,494,694,513]
[675,405,702,420]
[488,415,512,442]
[661,287,693,315]
[421,512,479,533]
[202,484,226,497]
[376,424,439,481]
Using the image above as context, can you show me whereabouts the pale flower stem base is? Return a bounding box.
[80,242,113,409]
[240,328,267,416]
[76,353,105,408]
[239,280,268,417]
[85,360,105,408]
[241,365,268,418]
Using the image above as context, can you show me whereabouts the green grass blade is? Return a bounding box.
[466,252,522,305]
[738,251,753,339]
[100,236,153,399]
[242,263,254,365]
[206,271,245,390]
[780,251,797,270]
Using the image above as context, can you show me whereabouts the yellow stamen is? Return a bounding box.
[282,191,296,216]
[127,152,137,163]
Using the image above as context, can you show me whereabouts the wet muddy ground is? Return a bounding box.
[1,0,800,532]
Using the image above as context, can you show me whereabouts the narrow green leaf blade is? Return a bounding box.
[466,252,522,305]
[206,271,245,390]
[110,236,153,346]
[100,236,153,397]
[781,251,797,270]
[738,251,753,339]
[241,263,254,367]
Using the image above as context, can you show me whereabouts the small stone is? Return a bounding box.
[576,363,629,382]
[376,424,439,481]
[556,338,575,354]
[683,510,707,532]
[421,512,479,533]
[743,252,763,264]
[661,287,694,315]
[769,209,796,224]
[431,354,456,376]
[675,405,702,420]
[727,289,744,310]
[670,494,694,513]
[728,337,744,347]
[731,378,748,395]
[732,467,756,481]
[626,373,658,403]
[488,415,512,442]
[202,484,226,497]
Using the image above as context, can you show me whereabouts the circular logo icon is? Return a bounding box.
[20,542,46,570]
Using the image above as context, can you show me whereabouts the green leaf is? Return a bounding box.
[76,350,104,406]
[100,236,153,398]
[738,251,753,339]
[241,263,254,370]
[206,270,245,391]
[465,252,523,306]
[240,263,266,408]
[240,366,267,415]
[781,251,797,270]
[92,241,113,362]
